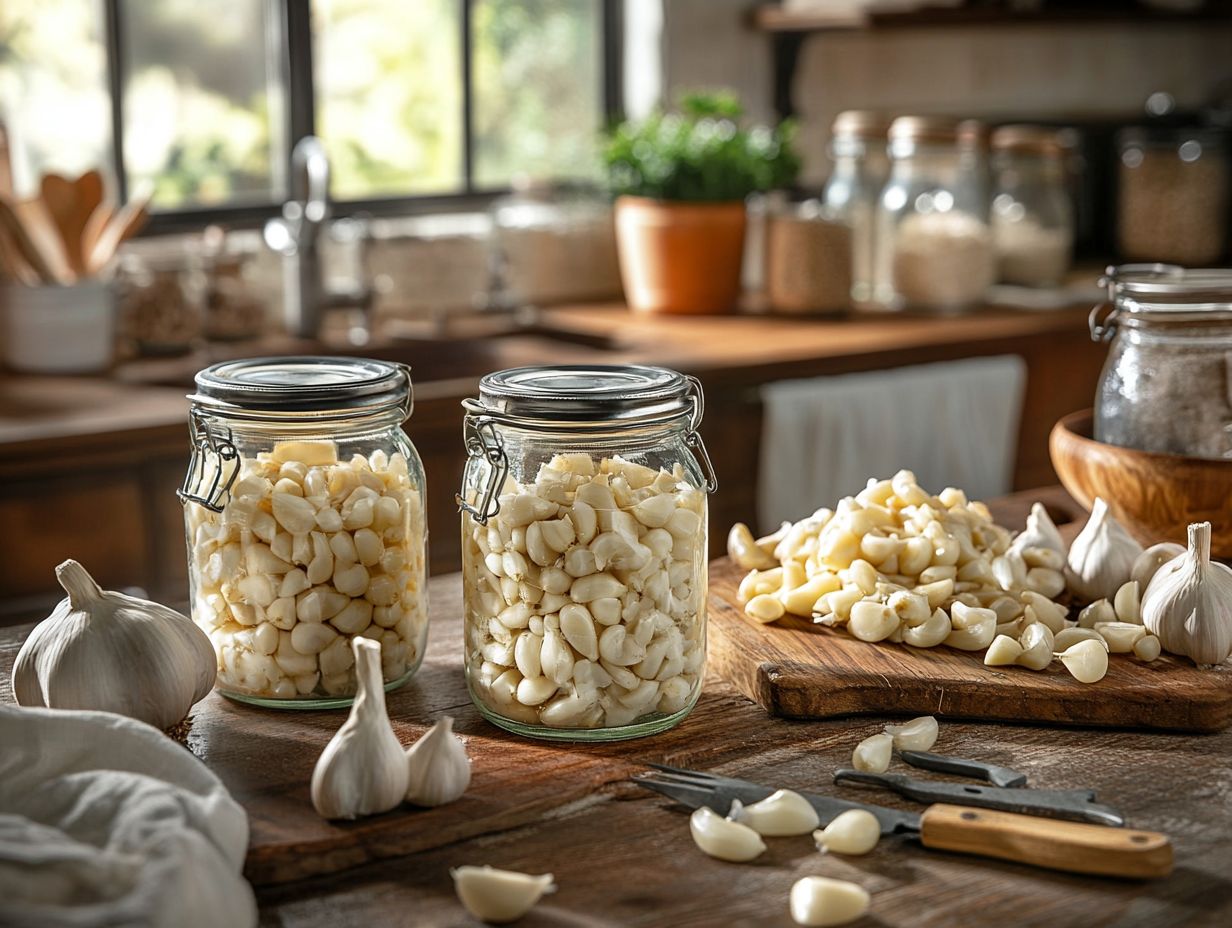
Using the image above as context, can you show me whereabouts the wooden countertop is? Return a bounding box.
[3,488,1229,927]
[0,302,1096,459]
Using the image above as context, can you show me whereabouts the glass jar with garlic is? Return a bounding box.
[458,365,717,741]
[180,357,428,707]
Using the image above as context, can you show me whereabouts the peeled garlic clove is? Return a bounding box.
[1133,634,1162,662]
[790,876,871,927]
[1114,580,1141,624]
[728,522,778,571]
[883,715,938,751]
[1059,638,1109,684]
[1053,627,1108,652]
[902,607,950,648]
[1065,497,1143,603]
[944,602,996,651]
[690,805,766,861]
[1142,522,1232,667]
[814,809,881,856]
[310,638,408,819]
[404,715,471,807]
[848,600,899,642]
[1132,542,1185,592]
[1015,622,1054,671]
[452,865,555,924]
[852,732,893,773]
[1094,621,1147,654]
[1020,591,1068,633]
[728,788,819,836]
[1077,598,1116,629]
[984,634,1024,666]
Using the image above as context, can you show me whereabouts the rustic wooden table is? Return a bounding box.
[3,491,1231,927]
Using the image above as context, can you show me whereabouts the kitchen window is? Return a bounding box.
[0,0,619,231]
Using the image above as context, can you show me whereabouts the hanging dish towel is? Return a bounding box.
[758,356,1027,532]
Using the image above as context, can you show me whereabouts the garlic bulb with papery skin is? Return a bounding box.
[311,638,408,819]
[1011,502,1066,556]
[452,866,555,924]
[1142,522,1232,667]
[690,805,766,861]
[1065,498,1143,602]
[405,715,471,807]
[727,789,819,836]
[12,560,215,730]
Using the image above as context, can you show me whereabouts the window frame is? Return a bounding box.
[101,0,622,235]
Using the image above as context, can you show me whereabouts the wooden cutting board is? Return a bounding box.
[708,557,1232,733]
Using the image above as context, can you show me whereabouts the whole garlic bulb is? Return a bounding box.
[405,715,471,807]
[1010,502,1066,556]
[1142,522,1232,667]
[311,638,409,819]
[1065,498,1143,602]
[12,559,215,730]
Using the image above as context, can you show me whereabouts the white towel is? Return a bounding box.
[757,356,1027,532]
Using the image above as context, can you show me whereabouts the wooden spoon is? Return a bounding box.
[87,189,150,275]
[0,196,67,284]
[0,221,39,285]
[13,196,75,284]
[81,202,115,267]
[41,171,102,277]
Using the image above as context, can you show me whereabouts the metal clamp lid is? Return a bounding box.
[178,409,241,512]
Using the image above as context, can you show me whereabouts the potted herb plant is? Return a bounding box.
[602,91,799,315]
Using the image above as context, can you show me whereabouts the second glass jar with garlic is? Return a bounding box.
[990,126,1074,287]
[180,357,429,708]
[874,117,995,312]
[821,111,890,306]
[458,365,716,741]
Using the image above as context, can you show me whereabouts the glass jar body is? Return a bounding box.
[822,140,888,306]
[874,143,994,312]
[1095,321,1232,460]
[183,412,429,707]
[460,424,709,741]
[992,152,1074,287]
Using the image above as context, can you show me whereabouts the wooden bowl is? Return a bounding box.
[1049,409,1232,558]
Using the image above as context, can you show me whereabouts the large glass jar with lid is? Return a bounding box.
[457,364,717,741]
[180,357,429,707]
[821,111,890,306]
[991,126,1074,287]
[1117,125,1230,266]
[873,116,995,312]
[1092,265,1232,460]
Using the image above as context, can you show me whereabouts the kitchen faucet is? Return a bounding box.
[263,136,374,341]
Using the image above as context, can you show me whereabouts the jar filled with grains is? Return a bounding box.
[821,111,890,306]
[874,116,995,312]
[1117,125,1229,266]
[458,365,716,741]
[180,357,429,707]
[1093,265,1232,460]
[991,125,1074,287]
[765,198,853,314]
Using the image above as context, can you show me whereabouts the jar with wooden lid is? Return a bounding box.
[991,125,1074,287]
[1092,265,1232,460]
[180,357,429,707]
[821,110,890,306]
[458,364,716,741]
[874,116,995,312]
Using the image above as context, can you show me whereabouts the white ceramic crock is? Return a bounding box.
[1,281,115,374]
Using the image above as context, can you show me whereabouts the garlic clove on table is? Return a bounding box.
[690,805,766,861]
[814,809,881,856]
[1058,638,1109,684]
[311,637,408,819]
[727,788,820,836]
[789,876,871,927]
[852,732,893,773]
[404,715,471,807]
[1065,498,1143,603]
[12,559,216,730]
[452,865,555,924]
[1142,521,1232,667]
[883,715,938,752]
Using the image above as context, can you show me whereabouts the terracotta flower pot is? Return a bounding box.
[614,196,746,315]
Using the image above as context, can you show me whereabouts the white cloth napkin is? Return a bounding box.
[758,356,1027,531]
[0,705,257,928]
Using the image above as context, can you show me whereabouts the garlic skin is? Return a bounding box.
[884,715,938,751]
[814,809,881,855]
[405,716,471,807]
[1065,498,1143,602]
[728,788,819,836]
[311,638,408,819]
[790,876,871,927]
[690,806,766,861]
[452,865,555,924]
[1142,522,1232,667]
[1011,502,1066,556]
[852,733,893,773]
[1132,542,1185,592]
[13,559,216,730]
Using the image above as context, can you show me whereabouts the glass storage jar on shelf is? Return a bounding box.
[821,110,890,306]
[457,365,717,741]
[873,116,995,313]
[1092,265,1232,460]
[990,126,1074,287]
[765,197,853,315]
[180,357,429,708]
[1117,125,1230,266]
